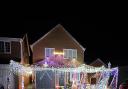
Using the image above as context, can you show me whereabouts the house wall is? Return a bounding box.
[32,27,84,64]
[0,41,21,63]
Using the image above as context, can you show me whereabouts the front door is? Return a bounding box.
[36,70,55,89]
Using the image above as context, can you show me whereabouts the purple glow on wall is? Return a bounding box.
[35,55,73,68]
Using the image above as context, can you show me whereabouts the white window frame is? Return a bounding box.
[45,48,55,58]
[0,41,11,54]
[0,41,4,53]
[4,41,11,54]
[63,49,77,59]
[72,49,77,59]
[63,49,69,59]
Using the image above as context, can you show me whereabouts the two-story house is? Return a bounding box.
[29,24,86,88]
[0,37,22,89]
[0,35,30,89]
[0,37,22,63]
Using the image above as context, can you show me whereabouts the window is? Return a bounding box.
[72,49,77,58]
[0,41,11,54]
[5,42,11,53]
[45,48,55,58]
[0,41,4,52]
[63,49,77,59]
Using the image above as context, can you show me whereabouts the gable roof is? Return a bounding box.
[31,24,85,51]
[90,58,107,67]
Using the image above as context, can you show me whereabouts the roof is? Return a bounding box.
[90,58,107,67]
[0,37,22,42]
[31,24,85,51]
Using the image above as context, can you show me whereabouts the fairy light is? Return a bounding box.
[43,62,48,67]
[10,60,109,73]
[10,60,118,89]
[54,52,64,55]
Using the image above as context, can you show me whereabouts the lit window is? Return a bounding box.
[0,41,11,54]
[63,49,77,59]
[45,48,55,58]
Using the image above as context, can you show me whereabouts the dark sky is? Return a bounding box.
[0,16,128,66]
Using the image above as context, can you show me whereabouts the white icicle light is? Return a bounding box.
[10,60,110,74]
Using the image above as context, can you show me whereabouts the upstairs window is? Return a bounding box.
[0,41,11,54]
[0,41,4,52]
[45,48,55,58]
[63,49,77,59]
[72,49,77,58]
[5,42,11,53]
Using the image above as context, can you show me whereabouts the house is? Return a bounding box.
[88,58,108,85]
[0,36,30,89]
[90,58,107,67]
[29,24,86,88]
[31,24,85,66]
[0,37,22,89]
[0,36,30,64]
[0,37,22,63]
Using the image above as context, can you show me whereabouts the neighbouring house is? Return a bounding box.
[0,36,30,64]
[0,37,22,89]
[89,58,109,86]
[0,36,30,89]
[0,37,22,63]
[90,58,107,67]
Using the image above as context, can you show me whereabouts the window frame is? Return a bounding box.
[4,41,11,54]
[63,49,77,59]
[45,48,55,58]
[72,49,77,59]
[0,41,4,53]
[0,41,11,54]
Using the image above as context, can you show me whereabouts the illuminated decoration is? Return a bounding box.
[7,71,11,89]
[54,51,64,55]
[10,60,32,76]
[10,60,107,73]
[109,67,118,89]
[10,60,118,89]
[43,62,48,67]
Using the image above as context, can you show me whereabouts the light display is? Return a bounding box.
[54,52,64,55]
[10,60,118,89]
[10,60,108,73]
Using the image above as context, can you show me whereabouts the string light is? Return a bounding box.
[54,52,64,55]
[10,60,118,89]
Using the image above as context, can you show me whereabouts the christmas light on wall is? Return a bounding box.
[10,60,111,73]
[9,60,118,89]
[54,52,64,55]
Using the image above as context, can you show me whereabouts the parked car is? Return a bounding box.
[119,79,128,89]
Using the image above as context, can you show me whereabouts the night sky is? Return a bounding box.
[0,16,128,66]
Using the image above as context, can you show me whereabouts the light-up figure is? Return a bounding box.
[43,62,48,67]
